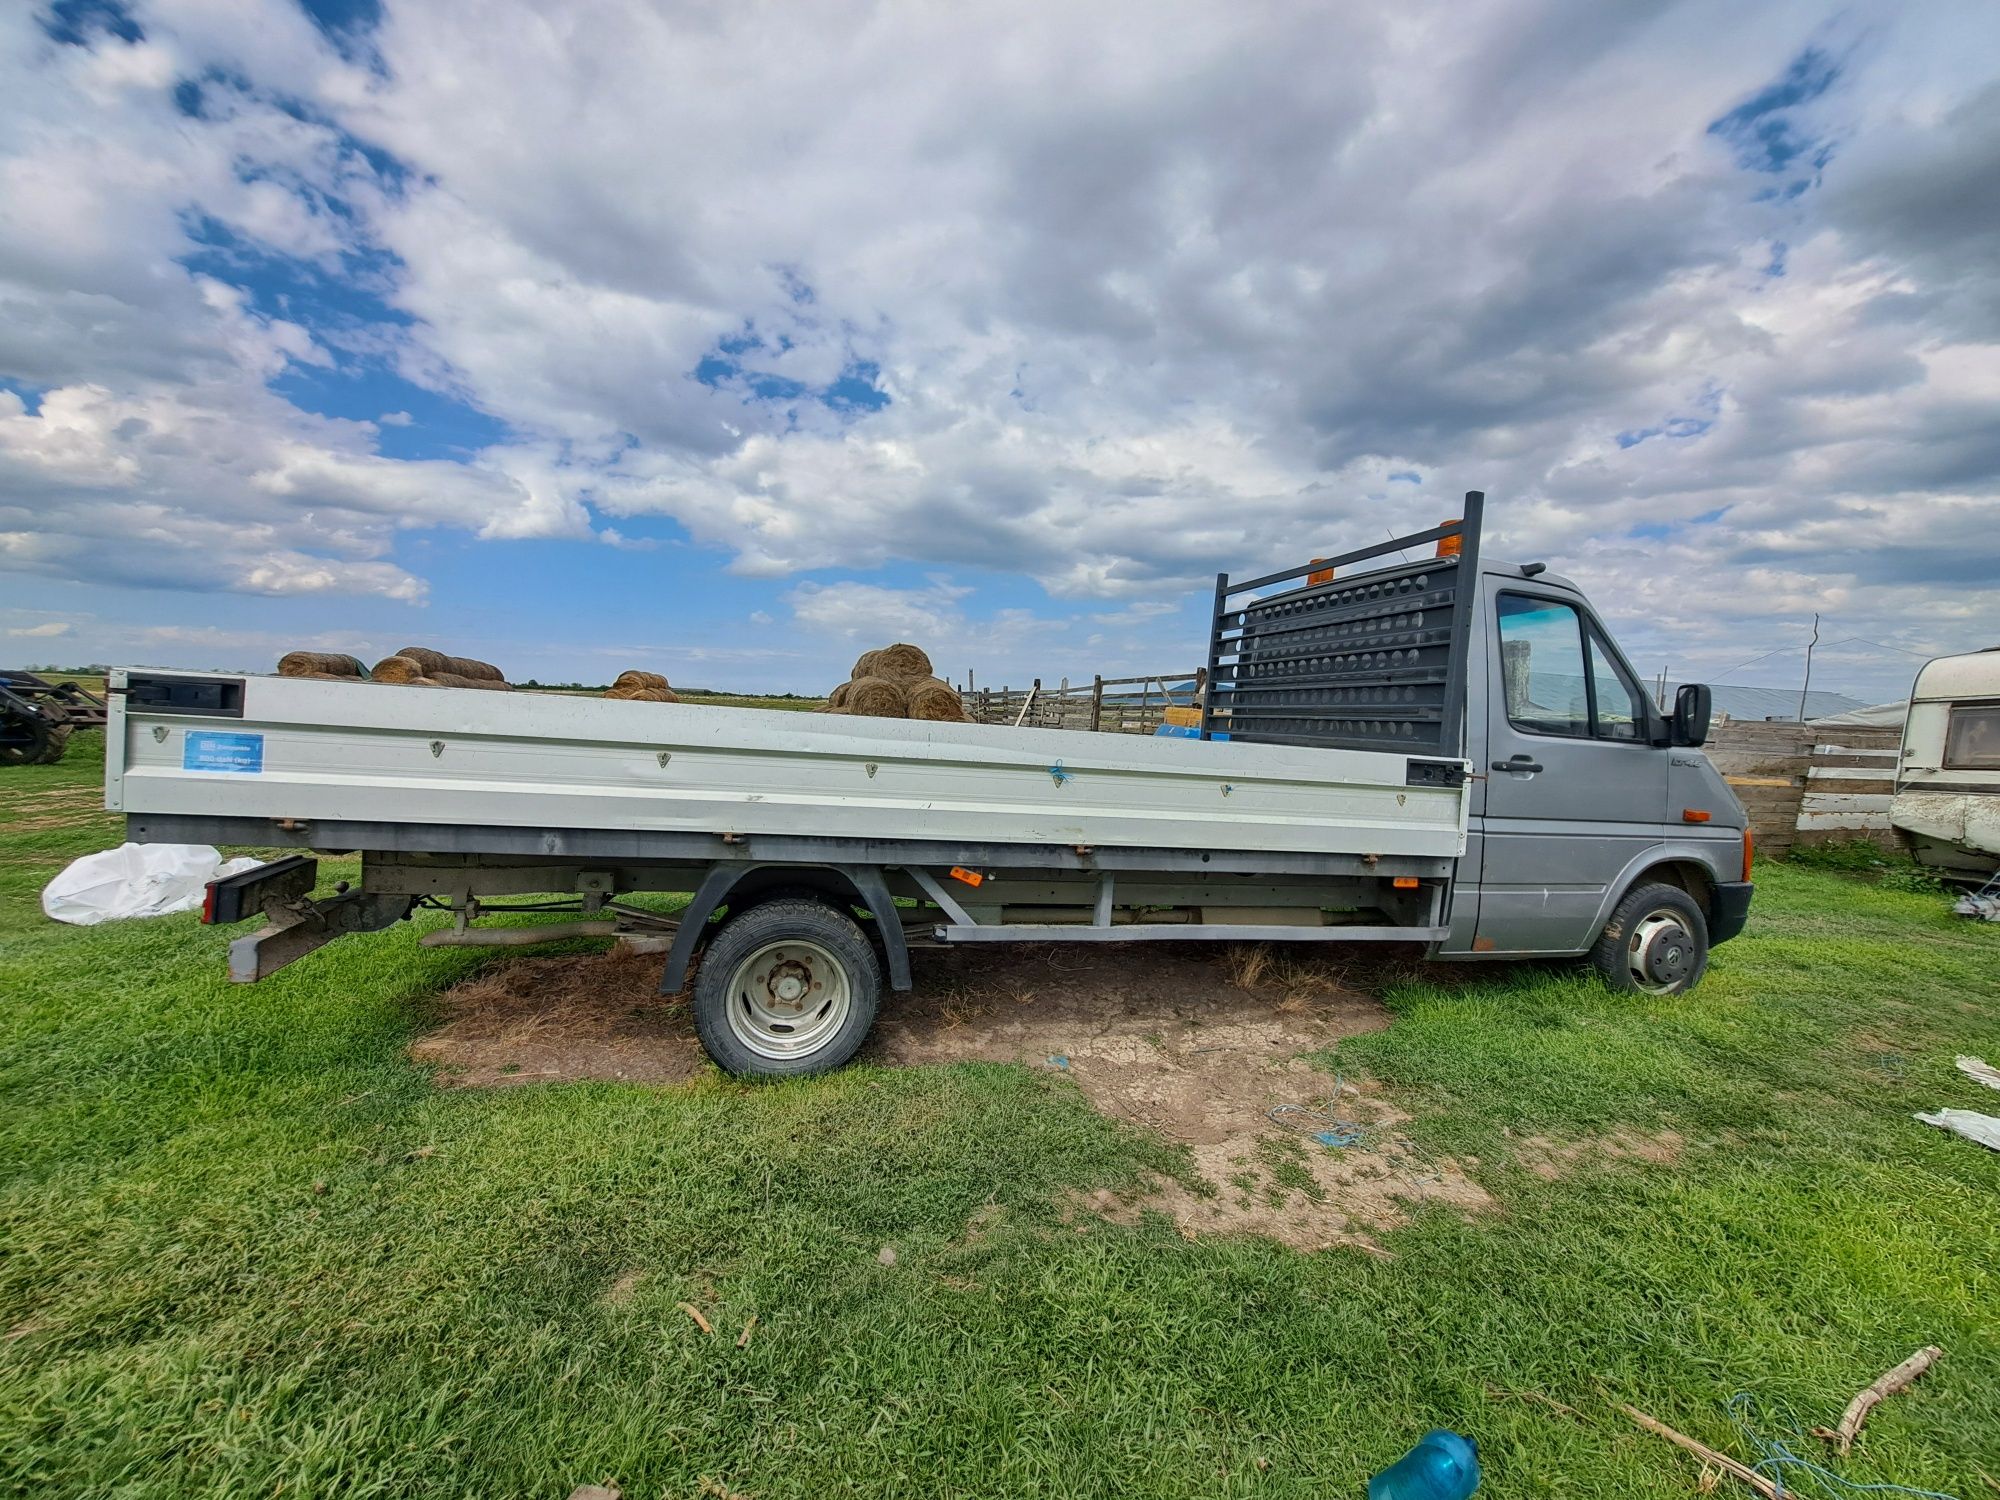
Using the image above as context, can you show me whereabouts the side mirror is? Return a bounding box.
[1672,683,1713,748]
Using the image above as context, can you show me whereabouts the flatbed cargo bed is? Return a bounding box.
[108,671,1470,863]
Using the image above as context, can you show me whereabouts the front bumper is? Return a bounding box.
[1709,880,1754,945]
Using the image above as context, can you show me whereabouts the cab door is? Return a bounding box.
[1473,585,1667,954]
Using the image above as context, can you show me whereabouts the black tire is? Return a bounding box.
[1,701,56,766]
[727,882,846,918]
[1590,882,1709,996]
[33,702,72,765]
[691,897,882,1078]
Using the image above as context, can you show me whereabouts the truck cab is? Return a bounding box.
[1203,492,1752,993]
[1450,562,1752,975]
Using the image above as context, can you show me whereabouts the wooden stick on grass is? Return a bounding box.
[1618,1404,1782,1500]
[676,1302,713,1335]
[1813,1347,1944,1456]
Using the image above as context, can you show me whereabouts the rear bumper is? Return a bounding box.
[1709,881,1754,945]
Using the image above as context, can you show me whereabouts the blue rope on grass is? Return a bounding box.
[1723,1394,1959,1500]
[1268,1073,1367,1148]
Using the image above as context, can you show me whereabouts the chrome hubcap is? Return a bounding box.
[1627,910,1695,994]
[724,939,852,1060]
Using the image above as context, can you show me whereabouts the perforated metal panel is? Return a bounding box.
[1202,493,1483,755]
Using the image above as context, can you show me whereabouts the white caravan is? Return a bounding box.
[1891,648,2000,878]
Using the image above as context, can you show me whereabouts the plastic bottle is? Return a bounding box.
[1366,1429,1480,1499]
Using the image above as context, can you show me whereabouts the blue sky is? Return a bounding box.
[3,1,1997,700]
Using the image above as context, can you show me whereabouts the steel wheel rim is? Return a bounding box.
[723,937,853,1061]
[1626,909,1694,994]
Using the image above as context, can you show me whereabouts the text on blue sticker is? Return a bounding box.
[183,730,264,774]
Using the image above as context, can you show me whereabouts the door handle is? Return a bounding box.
[1492,757,1543,774]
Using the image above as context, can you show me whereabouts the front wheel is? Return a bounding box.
[690,897,882,1078]
[1590,883,1709,996]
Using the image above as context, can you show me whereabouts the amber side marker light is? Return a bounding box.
[1435,520,1463,558]
[948,866,985,888]
[1392,876,1421,889]
[1307,558,1336,585]
[1682,809,1712,824]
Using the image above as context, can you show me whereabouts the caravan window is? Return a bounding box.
[1944,703,2000,769]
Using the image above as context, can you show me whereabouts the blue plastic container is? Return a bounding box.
[1367,1430,1480,1499]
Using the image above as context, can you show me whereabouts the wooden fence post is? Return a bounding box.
[1090,675,1104,732]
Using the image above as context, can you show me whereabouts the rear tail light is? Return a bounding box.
[1742,828,1755,882]
[201,881,218,925]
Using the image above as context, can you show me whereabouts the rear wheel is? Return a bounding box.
[691,897,882,1078]
[1,700,67,766]
[1590,882,1709,996]
[35,702,73,765]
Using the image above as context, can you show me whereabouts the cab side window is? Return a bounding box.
[1497,593,1649,742]
[1496,594,1589,736]
[1587,629,1647,741]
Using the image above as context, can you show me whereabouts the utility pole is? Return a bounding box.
[1656,665,1668,710]
[1797,614,1820,722]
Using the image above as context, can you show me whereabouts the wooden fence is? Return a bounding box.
[959,670,1205,733]
[1703,720,1905,859]
[1798,741,1901,846]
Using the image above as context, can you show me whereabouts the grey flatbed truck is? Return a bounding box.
[106,492,1752,1077]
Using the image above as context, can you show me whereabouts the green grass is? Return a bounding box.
[3,738,1997,1497]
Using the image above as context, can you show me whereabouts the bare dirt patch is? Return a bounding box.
[602,1268,646,1306]
[414,941,1495,1249]
[1513,1129,1683,1181]
[413,947,703,1088]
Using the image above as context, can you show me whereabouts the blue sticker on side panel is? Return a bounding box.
[183,730,264,773]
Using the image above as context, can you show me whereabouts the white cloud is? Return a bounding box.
[0,1,1996,700]
[7,620,71,637]
[787,579,978,645]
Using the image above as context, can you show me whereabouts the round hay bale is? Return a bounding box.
[843,675,909,718]
[871,642,933,682]
[369,654,427,684]
[604,684,679,702]
[428,672,513,691]
[907,677,969,722]
[827,681,853,711]
[397,646,505,683]
[852,649,883,680]
[612,669,671,692]
[278,650,368,679]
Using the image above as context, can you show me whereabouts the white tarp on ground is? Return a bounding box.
[41,843,262,926]
[1915,1108,2000,1151]
[1810,700,1909,727]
